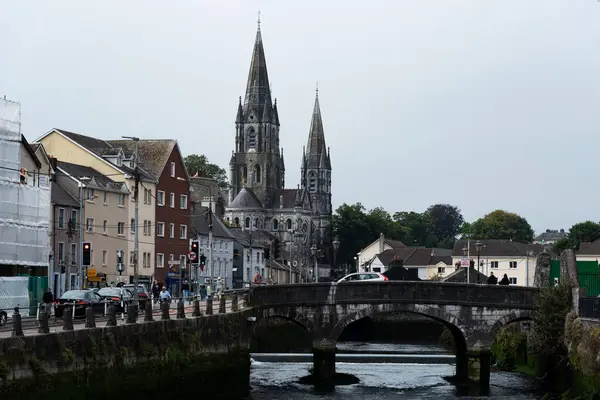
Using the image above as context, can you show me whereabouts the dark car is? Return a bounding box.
[97,287,133,314]
[123,284,149,310]
[0,310,7,327]
[54,290,104,318]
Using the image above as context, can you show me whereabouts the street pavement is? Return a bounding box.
[0,300,235,338]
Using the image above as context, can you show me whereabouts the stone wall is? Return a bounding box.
[534,252,551,288]
[0,311,252,399]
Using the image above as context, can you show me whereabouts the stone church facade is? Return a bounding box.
[224,22,333,281]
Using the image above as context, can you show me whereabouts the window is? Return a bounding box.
[58,242,65,262]
[247,128,257,149]
[147,189,151,205]
[245,217,250,229]
[180,255,187,271]
[103,191,109,205]
[102,250,107,266]
[256,252,259,262]
[273,219,278,231]
[143,189,148,204]
[509,261,517,269]
[117,222,125,236]
[509,277,518,285]
[102,220,107,234]
[225,241,228,251]
[169,254,174,262]
[130,251,135,266]
[131,218,136,235]
[255,218,260,229]
[86,188,95,200]
[157,222,165,237]
[170,162,175,177]
[490,261,499,269]
[180,194,188,210]
[308,171,317,193]
[180,225,187,240]
[156,253,164,268]
[71,209,78,225]
[438,267,446,274]
[234,217,240,227]
[86,218,94,233]
[170,223,175,238]
[57,208,65,229]
[157,191,165,206]
[286,219,292,230]
[117,193,124,206]
[253,164,261,183]
[170,193,175,208]
[70,243,76,264]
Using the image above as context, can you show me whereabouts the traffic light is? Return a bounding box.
[191,240,199,258]
[82,242,91,266]
[199,254,206,272]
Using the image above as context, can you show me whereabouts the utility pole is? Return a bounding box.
[208,191,213,295]
[123,136,140,308]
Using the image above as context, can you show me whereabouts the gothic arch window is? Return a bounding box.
[247,127,257,149]
[253,164,261,184]
[308,171,317,193]
[241,166,248,185]
[286,218,292,230]
[273,218,278,231]
[245,217,250,229]
[234,217,240,227]
[255,218,260,229]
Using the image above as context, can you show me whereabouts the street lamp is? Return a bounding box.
[332,236,340,278]
[475,241,483,284]
[311,244,317,283]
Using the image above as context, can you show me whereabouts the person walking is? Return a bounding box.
[159,286,171,303]
[182,279,190,301]
[487,272,498,285]
[199,284,207,301]
[151,280,161,304]
[42,288,54,316]
[499,274,510,285]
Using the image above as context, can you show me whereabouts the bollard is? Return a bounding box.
[144,299,153,322]
[12,307,24,337]
[219,295,226,314]
[205,297,213,315]
[63,305,74,331]
[242,292,249,308]
[85,307,96,328]
[161,301,170,320]
[192,299,201,317]
[106,305,117,327]
[177,298,185,319]
[231,294,238,312]
[126,301,138,324]
[38,309,50,334]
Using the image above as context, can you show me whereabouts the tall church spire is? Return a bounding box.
[306,84,329,169]
[243,12,272,117]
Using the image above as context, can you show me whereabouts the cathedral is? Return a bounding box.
[224,20,333,281]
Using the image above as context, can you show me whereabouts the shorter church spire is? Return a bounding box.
[305,87,327,169]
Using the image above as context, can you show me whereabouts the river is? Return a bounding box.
[249,342,540,399]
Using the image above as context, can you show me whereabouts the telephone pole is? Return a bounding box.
[122,136,140,309]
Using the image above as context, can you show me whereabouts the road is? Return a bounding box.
[0,300,235,338]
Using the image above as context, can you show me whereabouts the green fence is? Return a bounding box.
[27,276,48,315]
[551,260,600,297]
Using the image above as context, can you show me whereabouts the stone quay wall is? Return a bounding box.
[0,310,252,399]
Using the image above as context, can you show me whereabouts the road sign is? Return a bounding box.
[168,260,180,265]
[460,258,470,267]
[188,251,197,261]
[88,268,97,277]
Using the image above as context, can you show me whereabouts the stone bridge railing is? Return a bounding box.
[248,281,538,309]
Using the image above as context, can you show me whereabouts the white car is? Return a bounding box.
[337,272,388,283]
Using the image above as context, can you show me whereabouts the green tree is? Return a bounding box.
[425,204,464,248]
[183,154,229,190]
[332,203,373,266]
[462,210,534,243]
[393,211,437,247]
[551,221,600,255]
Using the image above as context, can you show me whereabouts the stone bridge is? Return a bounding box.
[248,281,538,389]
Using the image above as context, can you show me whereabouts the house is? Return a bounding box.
[108,139,191,285]
[35,129,157,286]
[55,161,130,287]
[365,247,452,280]
[189,176,227,219]
[356,233,407,271]
[229,228,275,286]
[442,267,489,284]
[576,239,600,263]
[452,240,543,287]
[190,207,235,291]
[534,229,567,245]
[0,120,53,277]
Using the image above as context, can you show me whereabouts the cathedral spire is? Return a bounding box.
[306,86,327,168]
[243,13,272,117]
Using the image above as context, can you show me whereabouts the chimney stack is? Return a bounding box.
[379,233,385,254]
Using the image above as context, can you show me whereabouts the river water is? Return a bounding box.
[249,342,540,399]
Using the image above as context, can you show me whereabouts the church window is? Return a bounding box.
[245,217,250,229]
[255,218,260,229]
[308,171,317,193]
[253,164,261,183]
[247,128,257,149]
[273,219,278,231]
[241,166,248,184]
[286,219,292,230]
[234,217,240,227]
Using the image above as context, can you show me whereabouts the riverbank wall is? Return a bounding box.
[564,312,600,395]
[0,311,252,399]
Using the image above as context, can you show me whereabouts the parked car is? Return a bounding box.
[54,290,105,318]
[0,310,7,326]
[97,287,133,314]
[123,284,149,310]
[337,272,388,283]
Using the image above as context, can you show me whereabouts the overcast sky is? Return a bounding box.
[1,0,599,234]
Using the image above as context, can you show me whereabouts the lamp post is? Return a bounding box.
[462,245,469,284]
[332,236,340,279]
[475,241,483,284]
[310,244,317,283]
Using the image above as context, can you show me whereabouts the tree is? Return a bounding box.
[183,154,229,190]
[393,211,437,247]
[551,221,600,255]
[462,210,534,243]
[332,203,373,267]
[425,204,464,248]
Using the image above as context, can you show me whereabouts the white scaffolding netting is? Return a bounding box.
[0,98,50,267]
[0,277,30,316]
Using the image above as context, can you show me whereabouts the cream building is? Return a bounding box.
[356,233,407,271]
[36,129,157,284]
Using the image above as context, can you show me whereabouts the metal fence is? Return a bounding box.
[578,273,600,297]
[579,297,600,319]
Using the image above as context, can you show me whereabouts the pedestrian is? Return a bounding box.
[151,280,161,303]
[499,274,510,285]
[182,279,189,301]
[199,284,207,301]
[159,286,171,303]
[487,272,498,285]
[42,287,54,316]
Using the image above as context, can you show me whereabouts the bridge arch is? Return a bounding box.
[488,309,534,338]
[329,303,468,353]
[252,306,316,336]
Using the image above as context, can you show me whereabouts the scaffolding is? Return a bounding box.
[0,97,50,269]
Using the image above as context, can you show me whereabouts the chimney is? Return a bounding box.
[379,233,385,253]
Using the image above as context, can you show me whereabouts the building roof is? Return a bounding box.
[228,228,277,249]
[106,139,179,181]
[374,247,452,267]
[452,240,543,258]
[21,135,42,169]
[190,207,233,239]
[442,267,488,283]
[57,161,128,193]
[534,229,567,243]
[304,92,331,170]
[51,181,79,207]
[385,239,407,249]
[229,187,263,209]
[577,239,600,256]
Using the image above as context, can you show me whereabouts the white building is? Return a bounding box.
[229,228,273,286]
[357,233,407,271]
[452,240,543,287]
[364,247,453,280]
